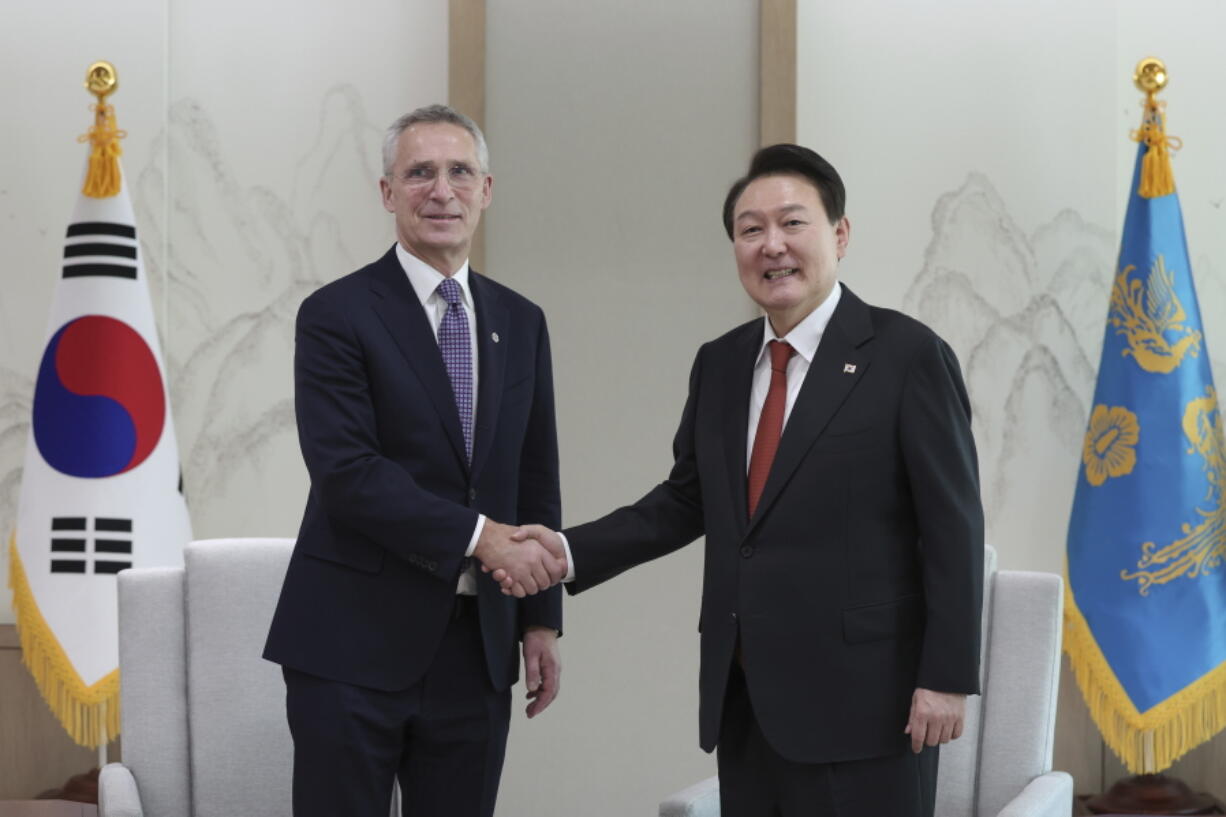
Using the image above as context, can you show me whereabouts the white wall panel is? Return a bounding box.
[798,0,1226,797]
[0,1,449,625]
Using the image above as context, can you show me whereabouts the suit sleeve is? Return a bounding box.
[899,333,985,694]
[515,312,564,634]
[564,347,708,593]
[294,290,476,581]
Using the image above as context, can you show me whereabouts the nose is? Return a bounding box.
[762,225,786,257]
[428,173,454,201]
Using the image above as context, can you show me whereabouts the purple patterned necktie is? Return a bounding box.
[437,277,473,462]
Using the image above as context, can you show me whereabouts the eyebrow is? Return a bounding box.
[735,203,808,222]
[407,159,475,168]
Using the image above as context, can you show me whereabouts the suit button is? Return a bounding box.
[468,489,477,503]
[731,612,737,620]
[740,546,754,558]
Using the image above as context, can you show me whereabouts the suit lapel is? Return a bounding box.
[368,248,469,470]
[745,287,875,537]
[470,271,508,481]
[722,321,763,536]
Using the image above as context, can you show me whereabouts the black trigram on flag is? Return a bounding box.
[62,222,138,280]
[49,516,133,574]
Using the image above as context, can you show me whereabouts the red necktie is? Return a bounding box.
[747,341,794,517]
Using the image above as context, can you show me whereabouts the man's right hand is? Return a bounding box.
[485,524,568,596]
[473,521,566,598]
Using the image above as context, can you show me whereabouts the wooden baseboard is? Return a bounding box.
[0,626,118,800]
[0,802,98,817]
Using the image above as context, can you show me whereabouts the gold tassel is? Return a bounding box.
[1064,582,1226,773]
[8,534,121,748]
[1131,100,1181,199]
[77,103,126,199]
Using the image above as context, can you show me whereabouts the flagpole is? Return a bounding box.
[87,63,116,778]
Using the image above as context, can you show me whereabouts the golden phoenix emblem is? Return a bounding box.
[1109,255,1201,374]
[1122,387,1226,595]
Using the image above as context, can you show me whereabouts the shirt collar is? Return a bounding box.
[755,281,842,366]
[395,243,473,309]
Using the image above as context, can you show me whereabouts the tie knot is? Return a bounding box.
[437,277,463,307]
[768,340,794,373]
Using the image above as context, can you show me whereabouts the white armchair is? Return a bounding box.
[97,538,401,817]
[659,546,1072,817]
[98,538,296,817]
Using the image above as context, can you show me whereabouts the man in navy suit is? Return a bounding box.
[507,145,983,817]
[264,104,566,817]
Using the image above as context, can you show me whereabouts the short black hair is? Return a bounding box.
[721,144,846,239]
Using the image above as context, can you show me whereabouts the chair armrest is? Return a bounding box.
[98,763,144,817]
[996,771,1073,817]
[659,776,719,817]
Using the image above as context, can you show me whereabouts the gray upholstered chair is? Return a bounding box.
[97,538,400,817]
[97,538,296,817]
[659,547,1072,817]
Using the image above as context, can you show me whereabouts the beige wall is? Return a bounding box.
[797,0,1226,799]
[483,1,758,814]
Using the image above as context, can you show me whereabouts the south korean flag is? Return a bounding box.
[10,160,192,749]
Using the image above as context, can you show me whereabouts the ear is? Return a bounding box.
[835,216,851,260]
[379,175,395,214]
[479,173,494,210]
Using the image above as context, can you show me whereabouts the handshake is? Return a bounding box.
[473,522,567,598]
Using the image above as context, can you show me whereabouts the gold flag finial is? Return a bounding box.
[79,61,125,198]
[1131,57,1179,199]
[1134,57,1167,99]
[85,61,118,101]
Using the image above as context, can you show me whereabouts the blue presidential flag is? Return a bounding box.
[1065,94,1226,773]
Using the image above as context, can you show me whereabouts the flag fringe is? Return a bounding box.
[7,534,120,748]
[1131,100,1181,199]
[1064,582,1226,772]
[77,103,126,199]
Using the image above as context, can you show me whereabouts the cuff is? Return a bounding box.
[465,515,487,557]
[558,531,575,582]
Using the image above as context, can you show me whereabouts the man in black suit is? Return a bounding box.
[506,145,984,816]
[264,104,566,817]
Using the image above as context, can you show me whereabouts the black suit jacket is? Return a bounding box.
[264,247,562,692]
[566,286,982,763]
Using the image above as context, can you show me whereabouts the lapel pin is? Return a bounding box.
[492,332,500,343]
[843,363,857,374]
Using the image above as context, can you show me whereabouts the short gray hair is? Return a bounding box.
[382,104,490,177]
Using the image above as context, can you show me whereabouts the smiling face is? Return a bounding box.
[379,122,492,275]
[731,173,850,336]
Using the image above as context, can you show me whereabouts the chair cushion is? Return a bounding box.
[934,544,997,817]
[185,538,295,817]
[118,567,189,817]
[976,570,1063,817]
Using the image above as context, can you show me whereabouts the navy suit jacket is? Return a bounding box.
[565,286,983,763]
[265,246,562,692]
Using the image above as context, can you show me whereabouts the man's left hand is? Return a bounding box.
[521,626,561,718]
[904,688,966,753]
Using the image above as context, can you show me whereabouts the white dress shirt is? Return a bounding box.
[558,283,844,583]
[746,282,842,468]
[395,244,485,593]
